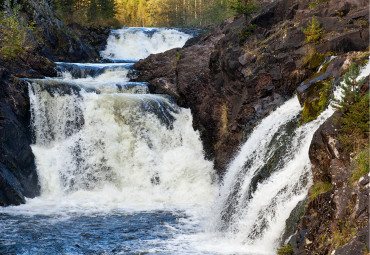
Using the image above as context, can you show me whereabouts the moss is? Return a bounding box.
[300,79,331,124]
[353,52,370,66]
[176,51,181,62]
[310,181,333,199]
[308,0,329,9]
[277,244,294,255]
[304,51,326,70]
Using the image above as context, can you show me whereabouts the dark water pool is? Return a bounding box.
[0,210,192,255]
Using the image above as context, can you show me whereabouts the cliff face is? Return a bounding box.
[133,0,369,253]
[134,0,369,175]
[0,68,40,206]
[294,112,369,255]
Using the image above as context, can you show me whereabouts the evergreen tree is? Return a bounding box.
[332,63,369,152]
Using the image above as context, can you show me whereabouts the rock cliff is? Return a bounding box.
[294,112,369,255]
[133,0,369,253]
[134,0,369,176]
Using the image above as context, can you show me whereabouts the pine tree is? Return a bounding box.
[332,63,369,152]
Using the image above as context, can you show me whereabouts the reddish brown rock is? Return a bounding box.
[134,0,369,176]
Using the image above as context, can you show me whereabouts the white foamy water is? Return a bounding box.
[101,27,192,60]
[22,83,217,215]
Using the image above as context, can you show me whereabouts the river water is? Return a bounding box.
[1,27,369,255]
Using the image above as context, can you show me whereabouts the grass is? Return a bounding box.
[310,181,333,199]
[350,148,369,185]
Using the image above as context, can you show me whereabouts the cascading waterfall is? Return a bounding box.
[1,24,368,254]
[101,27,192,61]
[25,28,216,209]
[28,78,216,206]
[0,28,217,254]
[199,62,370,254]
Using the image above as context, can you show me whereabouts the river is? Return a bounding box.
[1,27,368,255]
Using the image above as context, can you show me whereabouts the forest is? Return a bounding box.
[54,0,233,27]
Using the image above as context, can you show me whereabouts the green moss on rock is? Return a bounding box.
[304,51,325,70]
[300,78,332,125]
[277,244,294,255]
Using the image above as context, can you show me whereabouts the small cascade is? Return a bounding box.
[101,27,192,61]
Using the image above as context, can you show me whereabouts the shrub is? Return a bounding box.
[301,16,323,44]
[229,0,260,17]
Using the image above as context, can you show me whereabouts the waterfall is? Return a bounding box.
[101,27,192,61]
[26,67,217,212]
[1,24,368,254]
[203,62,370,254]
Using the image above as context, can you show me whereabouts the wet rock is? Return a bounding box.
[0,66,40,206]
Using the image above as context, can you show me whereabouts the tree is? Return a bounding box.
[332,63,369,152]
[301,16,323,44]
[229,0,259,16]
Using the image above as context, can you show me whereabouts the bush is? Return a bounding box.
[332,63,369,152]
[229,0,260,16]
[301,16,323,44]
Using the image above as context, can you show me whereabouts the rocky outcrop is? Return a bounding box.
[134,0,369,175]
[0,67,39,206]
[1,0,109,68]
[18,0,103,62]
[293,113,369,255]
